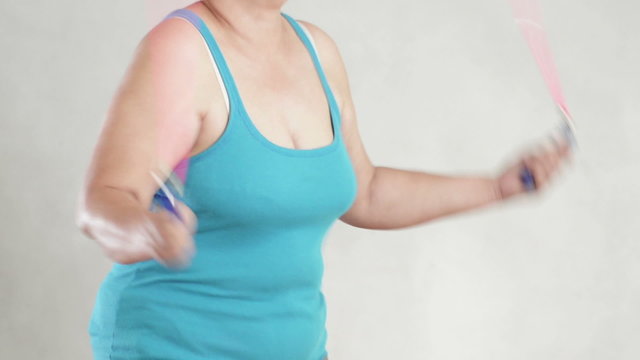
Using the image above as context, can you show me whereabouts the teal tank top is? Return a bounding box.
[88,8,358,360]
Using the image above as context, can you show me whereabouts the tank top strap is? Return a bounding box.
[163,8,240,112]
[280,13,342,126]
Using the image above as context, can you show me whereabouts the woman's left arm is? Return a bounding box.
[301,21,572,231]
[361,141,569,229]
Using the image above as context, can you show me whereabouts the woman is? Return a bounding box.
[76,0,572,359]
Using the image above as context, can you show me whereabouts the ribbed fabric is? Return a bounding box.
[88,8,358,360]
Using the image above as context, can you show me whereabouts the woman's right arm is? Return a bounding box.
[76,19,208,266]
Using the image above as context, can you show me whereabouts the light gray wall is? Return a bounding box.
[1,0,638,359]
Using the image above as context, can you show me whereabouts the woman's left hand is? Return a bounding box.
[495,138,573,200]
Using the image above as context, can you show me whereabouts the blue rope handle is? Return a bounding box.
[519,166,537,192]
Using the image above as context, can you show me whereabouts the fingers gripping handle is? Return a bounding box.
[519,113,577,192]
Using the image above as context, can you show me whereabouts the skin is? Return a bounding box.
[76,0,572,351]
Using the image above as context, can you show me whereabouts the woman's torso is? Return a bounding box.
[89,4,356,360]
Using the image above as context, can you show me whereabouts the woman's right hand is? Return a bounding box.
[121,201,198,268]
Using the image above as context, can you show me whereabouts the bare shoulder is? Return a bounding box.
[117,15,211,100]
[295,20,351,104]
[294,20,340,58]
[139,15,207,67]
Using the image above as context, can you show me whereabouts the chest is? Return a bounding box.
[199,39,337,151]
[183,141,358,230]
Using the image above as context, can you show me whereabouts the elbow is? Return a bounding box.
[339,199,389,230]
[339,175,383,229]
[76,210,94,239]
[75,189,96,239]
[340,212,395,230]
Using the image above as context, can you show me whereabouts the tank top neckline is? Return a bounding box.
[166,8,341,158]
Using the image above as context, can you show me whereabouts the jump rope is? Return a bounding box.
[508,0,578,190]
[149,0,579,219]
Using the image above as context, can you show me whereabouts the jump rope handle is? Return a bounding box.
[153,190,184,222]
[520,166,537,192]
[150,170,184,222]
[519,120,577,193]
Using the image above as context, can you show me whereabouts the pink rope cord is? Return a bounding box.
[508,0,577,143]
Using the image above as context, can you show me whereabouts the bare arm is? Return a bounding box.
[76,18,207,265]
[364,169,500,229]
[301,21,571,231]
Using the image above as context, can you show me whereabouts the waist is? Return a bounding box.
[104,228,326,300]
[91,267,328,359]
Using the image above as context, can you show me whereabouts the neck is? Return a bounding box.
[200,0,288,49]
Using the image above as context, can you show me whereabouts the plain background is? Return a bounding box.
[1,0,638,359]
